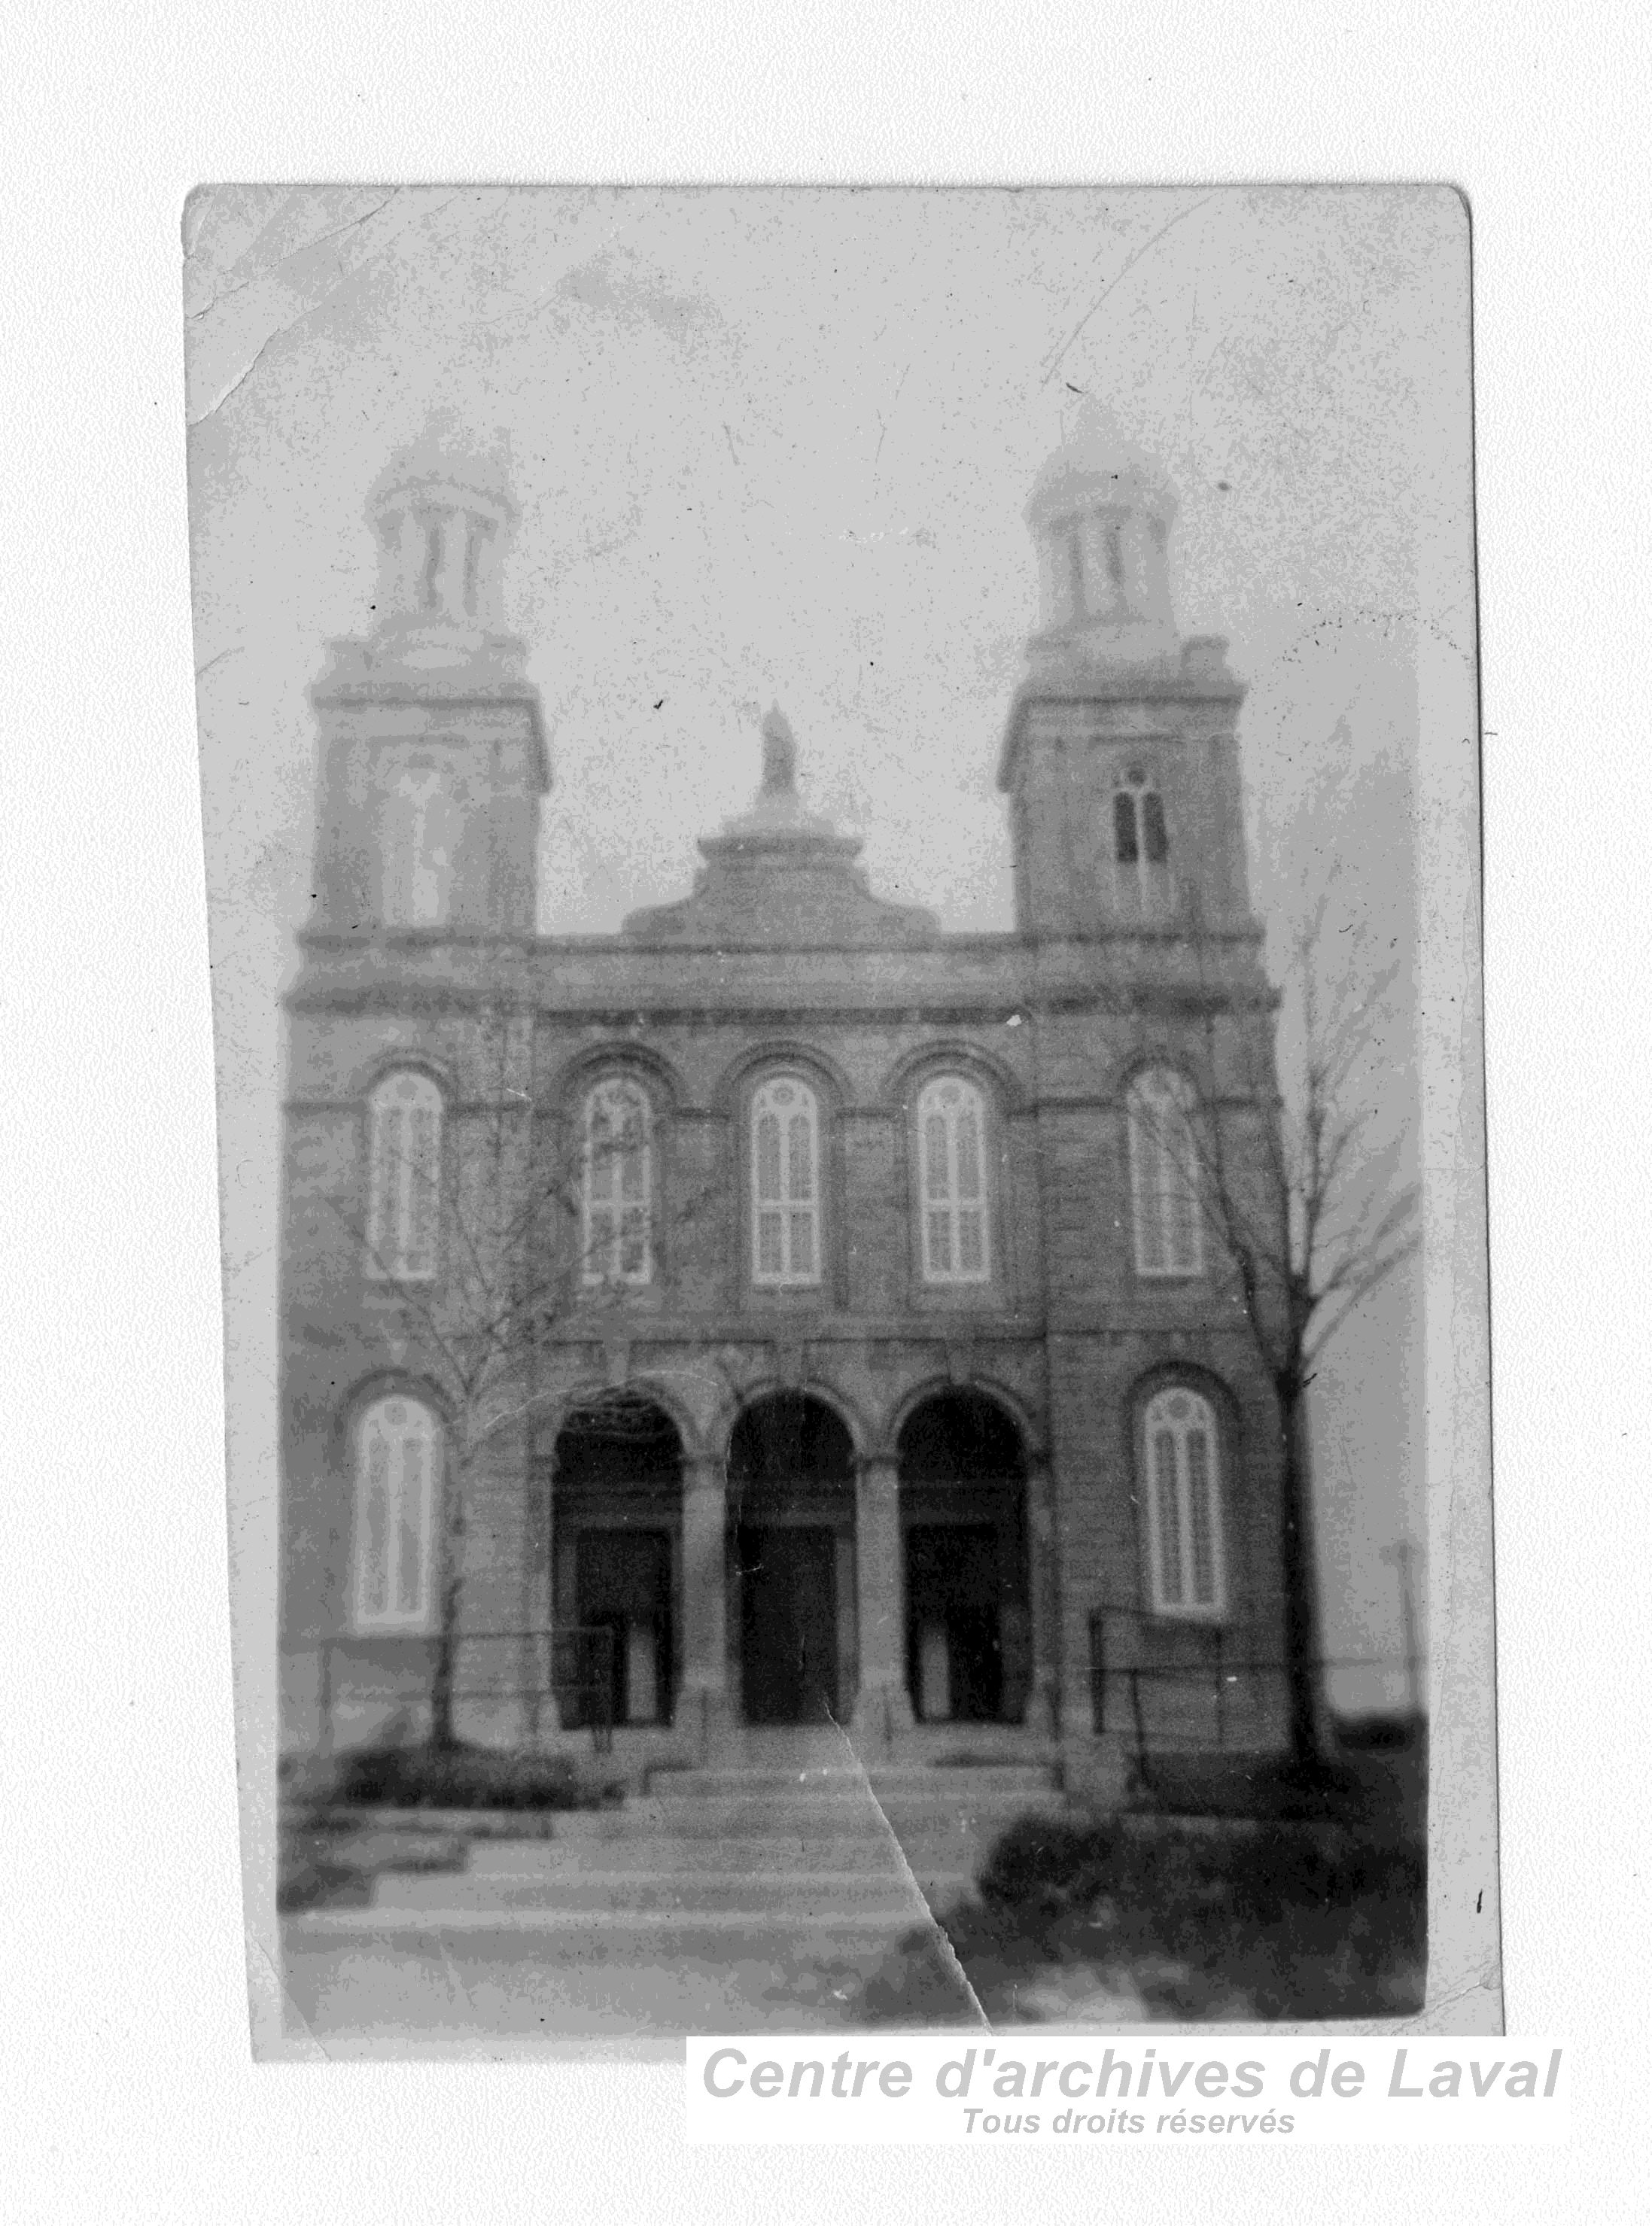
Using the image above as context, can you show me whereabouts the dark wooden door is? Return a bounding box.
[905,1522,1004,1723]
[575,1529,673,1726]
[738,1525,839,1723]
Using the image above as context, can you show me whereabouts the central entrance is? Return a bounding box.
[737,1525,839,1722]
[727,1391,857,1727]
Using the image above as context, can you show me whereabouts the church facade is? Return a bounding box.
[279,436,1294,1790]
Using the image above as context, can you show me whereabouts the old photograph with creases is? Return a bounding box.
[185,184,1489,2054]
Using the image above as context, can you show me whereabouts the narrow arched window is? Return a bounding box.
[354,1394,438,1631]
[1063,520,1088,622]
[752,1076,821,1287]
[1127,1066,1203,1276]
[381,762,455,927]
[583,1078,653,1286]
[1112,768,1173,917]
[1145,1387,1225,1617]
[917,1076,990,1285]
[365,1071,442,1281]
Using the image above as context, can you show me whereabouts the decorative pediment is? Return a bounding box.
[622,707,938,949]
[622,827,938,948]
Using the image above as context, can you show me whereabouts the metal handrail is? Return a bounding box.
[292,1625,621,1756]
[1087,1604,1424,1754]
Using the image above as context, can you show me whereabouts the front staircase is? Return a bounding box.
[290,1749,1066,1971]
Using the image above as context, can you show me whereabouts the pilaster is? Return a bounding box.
[849,1455,916,1744]
[680,1455,735,1756]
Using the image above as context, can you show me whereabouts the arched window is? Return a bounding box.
[1127,1066,1203,1277]
[917,1075,990,1284]
[751,1076,821,1287]
[1112,767,1173,917]
[381,761,455,927]
[1144,1387,1225,1617]
[366,1071,443,1281]
[582,1077,653,1286]
[354,1394,438,1631]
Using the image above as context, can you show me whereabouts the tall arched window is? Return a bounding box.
[1127,1066,1203,1277]
[917,1075,990,1284]
[752,1076,821,1287]
[354,1394,438,1631]
[1112,767,1173,917]
[582,1077,653,1286]
[381,762,455,927]
[1144,1386,1225,1617]
[366,1071,443,1281]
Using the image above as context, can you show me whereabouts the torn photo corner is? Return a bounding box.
[186,183,1490,2059]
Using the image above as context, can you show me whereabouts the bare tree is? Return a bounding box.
[1144,877,1418,1769]
[340,1005,721,1747]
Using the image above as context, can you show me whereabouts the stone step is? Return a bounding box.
[628,1799,1063,1844]
[369,1869,969,1917]
[634,1781,1061,1814]
[464,1835,928,1877]
[286,1907,931,1959]
[649,1765,1060,1799]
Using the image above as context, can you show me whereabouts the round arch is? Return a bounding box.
[1112,1048,1206,1106]
[356,1048,457,1101]
[878,1372,1043,1464]
[709,1373,872,1470]
[707,1037,856,1119]
[874,1037,1030,1118]
[548,1039,689,1118]
[333,1367,455,1449]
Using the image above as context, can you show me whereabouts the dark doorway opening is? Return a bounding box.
[727,1392,856,1726]
[576,1528,673,1727]
[552,1394,683,1729]
[905,1522,1004,1723]
[737,1524,839,1723]
[898,1389,1030,1726]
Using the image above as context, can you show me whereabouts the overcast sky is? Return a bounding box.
[187,185,1471,1695]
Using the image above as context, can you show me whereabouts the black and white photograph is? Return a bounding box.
[183,184,1486,2056]
[16,0,1652,2208]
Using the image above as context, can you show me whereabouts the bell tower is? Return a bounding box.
[999,426,1252,939]
[307,458,548,936]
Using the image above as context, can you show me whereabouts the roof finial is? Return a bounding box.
[761,704,797,793]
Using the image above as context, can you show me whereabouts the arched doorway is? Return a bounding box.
[727,1393,856,1724]
[897,1391,1030,1725]
[552,1395,683,1728]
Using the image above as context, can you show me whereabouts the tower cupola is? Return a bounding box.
[999,421,1252,939]
[1024,424,1181,677]
[367,473,517,671]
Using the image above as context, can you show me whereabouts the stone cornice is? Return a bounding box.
[284,984,1279,1023]
[997,674,1246,790]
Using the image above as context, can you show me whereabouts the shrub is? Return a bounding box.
[326,1743,618,1812]
[863,1810,1426,2025]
